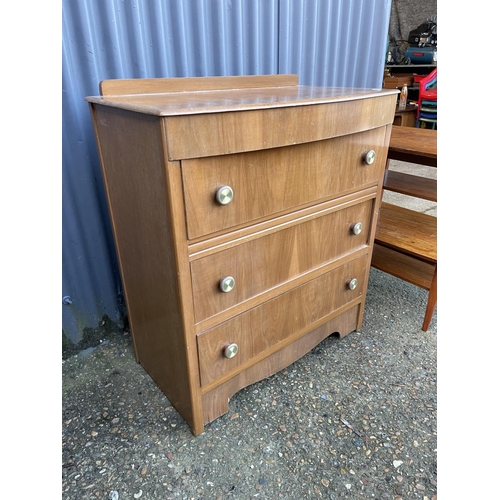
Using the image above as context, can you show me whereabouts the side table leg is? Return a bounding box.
[422,266,437,331]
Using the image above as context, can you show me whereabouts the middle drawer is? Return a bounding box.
[190,197,373,324]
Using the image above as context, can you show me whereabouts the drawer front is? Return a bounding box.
[165,94,396,160]
[197,255,367,387]
[190,198,374,323]
[182,127,387,239]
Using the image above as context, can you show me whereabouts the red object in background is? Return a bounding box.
[416,68,437,128]
[417,68,437,103]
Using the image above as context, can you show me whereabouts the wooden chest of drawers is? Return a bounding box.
[86,75,397,436]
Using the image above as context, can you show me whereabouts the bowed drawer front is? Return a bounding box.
[182,127,388,239]
[197,255,368,388]
[190,197,375,324]
[86,75,397,436]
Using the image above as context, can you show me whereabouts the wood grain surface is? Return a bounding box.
[87,76,397,435]
[182,127,388,238]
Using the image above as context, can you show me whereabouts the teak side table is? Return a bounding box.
[372,126,437,331]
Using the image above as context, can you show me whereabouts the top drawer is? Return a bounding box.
[165,93,396,160]
[182,127,388,239]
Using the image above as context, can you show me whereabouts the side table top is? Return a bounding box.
[388,126,437,167]
[394,105,418,114]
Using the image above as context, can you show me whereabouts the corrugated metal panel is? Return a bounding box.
[62,0,391,346]
[62,0,280,345]
[279,0,391,88]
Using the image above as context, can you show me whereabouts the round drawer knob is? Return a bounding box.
[364,150,376,165]
[348,278,358,290]
[220,276,235,293]
[216,185,234,205]
[351,222,363,235]
[224,343,239,359]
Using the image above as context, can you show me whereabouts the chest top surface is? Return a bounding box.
[86,75,398,161]
[86,83,398,116]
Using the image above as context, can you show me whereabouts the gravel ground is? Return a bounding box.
[62,267,437,500]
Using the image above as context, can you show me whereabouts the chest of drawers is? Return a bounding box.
[86,75,397,436]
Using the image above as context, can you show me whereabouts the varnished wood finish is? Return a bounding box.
[89,105,204,434]
[88,76,397,435]
[393,105,417,127]
[371,243,435,289]
[383,170,437,202]
[182,128,388,238]
[194,249,370,335]
[99,74,299,96]
[373,124,437,331]
[88,84,397,118]
[387,126,437,167]
[423,268,437,331]
[191,200,373,323]
[373,206,438,332]
[375,203,436,263]
[201,306,359,424]
[166,94,396,159]
[197,256,367,388]
[188,187,377,258]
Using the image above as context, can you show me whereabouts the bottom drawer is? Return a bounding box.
[197,255,368,387]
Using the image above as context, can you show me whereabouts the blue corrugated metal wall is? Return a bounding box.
[279,0,390,87]
[62,0,391,345]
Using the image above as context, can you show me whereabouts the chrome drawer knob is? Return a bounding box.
[351,222,363,235]
[224,343,239,359]
[364,150,376,165]
[216,185,234,205]
[220,276,235,293]
[348,278,358,290]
